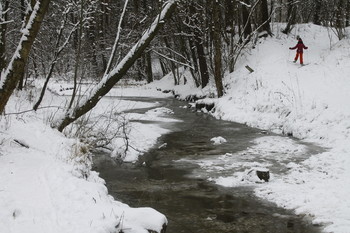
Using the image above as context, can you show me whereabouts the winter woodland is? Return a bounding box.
[1,1,350,233]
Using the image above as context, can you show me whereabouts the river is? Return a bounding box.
[93,97,323,233]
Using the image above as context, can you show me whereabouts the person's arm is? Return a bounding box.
[289,45,297,50]
[303,44,308,49]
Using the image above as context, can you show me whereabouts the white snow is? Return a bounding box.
[146,24,350,232]
[1,22,350,233]
[210,136,227,145]
[0,1,42,88]
[0,88,169,232]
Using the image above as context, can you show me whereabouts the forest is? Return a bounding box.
[0,0,349,130]
[1,1,350,232]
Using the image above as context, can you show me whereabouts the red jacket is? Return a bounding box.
[290,39,308,53]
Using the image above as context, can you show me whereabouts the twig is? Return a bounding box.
[13,139,29,148]
[152,50,194,70]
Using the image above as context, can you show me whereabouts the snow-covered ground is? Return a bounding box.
[1,23,349,233]
[145,24,350,233]
[0,88,172,233]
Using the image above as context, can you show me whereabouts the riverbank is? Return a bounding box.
[93,96,323,233]
[0,88,171,233]
[144,24,350,233]
[1,23,349,233]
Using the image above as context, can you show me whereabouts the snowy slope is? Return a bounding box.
[0,91,169,233]
[1,23,349,233]
[148,24,350,233]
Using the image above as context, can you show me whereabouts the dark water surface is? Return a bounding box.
[94,97,323,233]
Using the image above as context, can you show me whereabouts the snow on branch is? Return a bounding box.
[238,1,251,8]
[54,0,177,131]
[0,1,41,86]
[103,0,129,77]
[152,50,194,70]
[0,20,13,25]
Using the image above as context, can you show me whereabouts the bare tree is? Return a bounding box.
[103,0,129,78]
[33,6,76,111]
[53,1,177,132]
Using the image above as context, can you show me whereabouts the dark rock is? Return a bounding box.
[256,170,270,182]
[149,223,167,233]
[185,94,199,102]
[195,102,215,112]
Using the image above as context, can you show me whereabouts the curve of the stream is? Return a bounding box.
[94,97,324,233]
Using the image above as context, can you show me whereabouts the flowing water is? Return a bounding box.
[94,97,324,233]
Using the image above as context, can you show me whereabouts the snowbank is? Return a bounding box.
[148,24,350,233]
[0,91,168,233]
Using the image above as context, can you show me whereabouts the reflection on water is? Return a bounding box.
[94,97,323,233]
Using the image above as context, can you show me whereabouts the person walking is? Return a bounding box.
[289,36,308,65]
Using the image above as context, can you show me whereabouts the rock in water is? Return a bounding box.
[256,170,270,182]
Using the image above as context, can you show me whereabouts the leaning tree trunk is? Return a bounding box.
[0,0,51,114]
[53,1,177,132]
[18,0,36,91]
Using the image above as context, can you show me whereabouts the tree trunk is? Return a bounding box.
[159,58,167,77]
[54,1,177,132]
[68,0,84,110]
[145,51,153,83]
[313,0,322,25]
[260,0,272,36]
[189,3,209,88]
[282,0,297,34]
[224,0,234,32]
[346,0,350,27]
[0,0,51,114]
[18,0,36,90]
[212,0,224,97]
[196,40,209,88]
[335,0,346,39]
[104,0,128,79]
[163,37,178,85]
[0,1,9,73]
[241,0,252,40]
